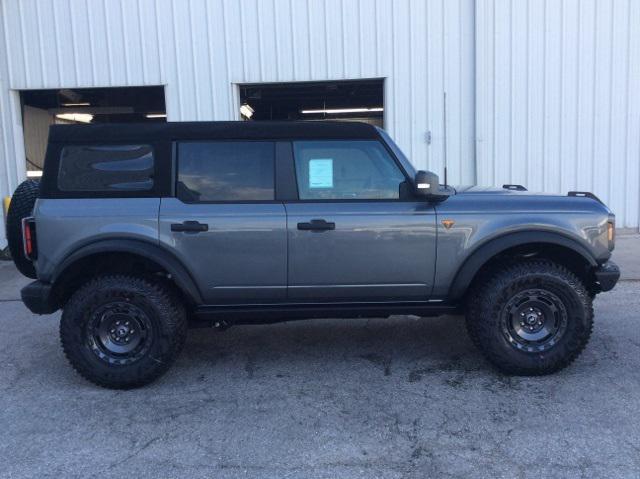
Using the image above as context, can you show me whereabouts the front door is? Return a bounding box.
[159,141,287,304]
[286,140,437,302]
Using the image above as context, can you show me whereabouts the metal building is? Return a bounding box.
[0,0,638,248]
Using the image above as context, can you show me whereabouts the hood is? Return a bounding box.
[453,185,560,197]
[449,185,612,214]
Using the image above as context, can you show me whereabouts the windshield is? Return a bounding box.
[375,127,416,178]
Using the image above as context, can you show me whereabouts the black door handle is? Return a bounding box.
[171,221,209,233]
[297,219,335,231]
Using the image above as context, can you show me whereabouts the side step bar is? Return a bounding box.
[191,301,460,326]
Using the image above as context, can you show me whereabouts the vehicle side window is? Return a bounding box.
[292,140,406,200]
[177,141,275,202]
[58,145,154,192]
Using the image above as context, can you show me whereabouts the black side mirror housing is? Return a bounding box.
[413,170,451,201]
[414,170,440,196]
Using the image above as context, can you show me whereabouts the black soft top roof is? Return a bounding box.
[48,121,380,143]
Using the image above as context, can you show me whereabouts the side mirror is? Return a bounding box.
[414,170,440,197]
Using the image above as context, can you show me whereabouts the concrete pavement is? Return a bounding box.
[0,236,638,478]
[612,233,640,280]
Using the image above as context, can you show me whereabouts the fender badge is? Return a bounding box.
[442,219,455,229]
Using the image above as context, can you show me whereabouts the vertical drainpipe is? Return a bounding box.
[472,0,478,186]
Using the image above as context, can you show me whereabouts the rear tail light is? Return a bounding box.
[22,217,37,260]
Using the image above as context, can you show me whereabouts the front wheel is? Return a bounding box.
[466,260,594,375]
[60,275,187,389]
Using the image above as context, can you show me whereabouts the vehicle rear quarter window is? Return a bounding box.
[177,141,275,202]
[58,145,154,192]
[292,140,406,200]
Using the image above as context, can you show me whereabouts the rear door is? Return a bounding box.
[159,141,287,304]
[285,140,437,302]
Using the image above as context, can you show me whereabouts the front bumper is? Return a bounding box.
[593,260,620,292]
[21,280,58,314]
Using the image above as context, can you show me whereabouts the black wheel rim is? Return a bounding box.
[501,289,568,352]
[86,301,153,365]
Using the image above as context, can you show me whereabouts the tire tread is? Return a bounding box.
[465,259,594,375]
[6,179,40,278]
[60,274,187,389]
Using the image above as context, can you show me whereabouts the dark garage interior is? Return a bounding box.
[20,86,166,172]
[239,79,384,126]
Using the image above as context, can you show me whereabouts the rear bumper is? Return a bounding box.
[593,260,620,292]
[21,280,58,314]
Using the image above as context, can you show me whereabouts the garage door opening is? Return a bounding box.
[239,79,384,126]
[20,86,166,175]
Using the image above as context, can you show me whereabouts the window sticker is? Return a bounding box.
[308,158,333,188]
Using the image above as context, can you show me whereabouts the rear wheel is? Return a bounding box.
[60,275,187,389]
[6,179,40,278]
[466,260,593,375]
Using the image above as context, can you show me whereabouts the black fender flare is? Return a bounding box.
[52,239,203,305]
[448,231,598,300]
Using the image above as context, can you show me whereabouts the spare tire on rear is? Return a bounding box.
[6,179,40,278]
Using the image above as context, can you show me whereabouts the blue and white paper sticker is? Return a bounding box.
[308,159,333,188]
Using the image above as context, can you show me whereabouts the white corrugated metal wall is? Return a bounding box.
[0,0,639,248]
[0,0,476,247]
[476,0,640,228]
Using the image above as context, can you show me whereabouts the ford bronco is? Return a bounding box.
[7,121,620,388]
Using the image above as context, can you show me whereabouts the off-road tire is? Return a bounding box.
[6,179,40,278]
[466,260,593,375]
[60,275,187,389]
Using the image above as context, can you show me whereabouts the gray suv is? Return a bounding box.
[7,121,620,388]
